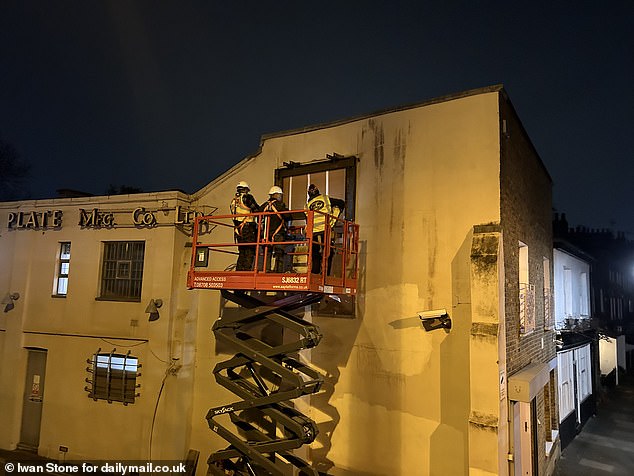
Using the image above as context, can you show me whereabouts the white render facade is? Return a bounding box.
[553,248,591,329]
[552,246,596,448]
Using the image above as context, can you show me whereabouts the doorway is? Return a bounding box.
[512,399,537,476]
[18,348,48,451]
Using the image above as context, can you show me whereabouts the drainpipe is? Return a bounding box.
[615,339,619,386]
[507,401,516,476]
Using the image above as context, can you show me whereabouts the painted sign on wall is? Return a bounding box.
[4,205,204,231]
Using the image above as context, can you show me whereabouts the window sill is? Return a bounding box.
[95,297,142,303]
[546,430,559,457]
[51,294,67,299]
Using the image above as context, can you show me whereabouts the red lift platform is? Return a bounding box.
[187,209,359,295]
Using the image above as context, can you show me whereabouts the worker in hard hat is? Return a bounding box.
[305,184,345,274]
[230,181,260,271]
[260,185,291,273]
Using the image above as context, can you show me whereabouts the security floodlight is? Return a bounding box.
[418,308,451,332]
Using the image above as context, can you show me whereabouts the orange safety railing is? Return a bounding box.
[187,209,359,295]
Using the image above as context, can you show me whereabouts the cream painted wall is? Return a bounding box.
[190,91,502,475]
[0,310,25,449]
[0,193,197,462]
[0,87,554,475]
[468,230,505,475]
[0,227,21,449]
[600,335,626,379]
[599,337,617,375]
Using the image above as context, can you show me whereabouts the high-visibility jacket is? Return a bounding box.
[230,193,255,234]
[306,194,332,233]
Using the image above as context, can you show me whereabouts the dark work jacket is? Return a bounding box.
[260,198,288,238]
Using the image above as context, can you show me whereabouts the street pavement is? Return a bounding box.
[2,377,633,476]
[555,373,634,475]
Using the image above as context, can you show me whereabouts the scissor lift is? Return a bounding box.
[188,210,359,476]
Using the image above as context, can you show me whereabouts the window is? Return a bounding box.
[557,350,575,421]
[282,168,347,211]
[543,257,553,329]
[54,242,71,296]
[574,345,592,402]
[99,241,145,301]
[600,288,605,313]
[275,155,356,219]
[544,369,559,455]
[580,272,589,316]
[519,242,535,333]
[86,350,140,404]
[563,267,573,317]
[276,156,357,318]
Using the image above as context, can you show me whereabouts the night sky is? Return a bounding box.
[1,2,632,235]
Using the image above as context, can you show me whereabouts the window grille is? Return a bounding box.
[100,241,145,301]
[85,348,140,404]
[520,283,536,334]
[543,287,554,329]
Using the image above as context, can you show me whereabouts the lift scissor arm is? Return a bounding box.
[190,210,358,475]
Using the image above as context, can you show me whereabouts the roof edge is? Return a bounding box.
[262,84,505,140]
[192,84,506,198]
[0,189,191,208]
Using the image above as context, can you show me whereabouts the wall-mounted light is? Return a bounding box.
[145,299,163,321]
[2,292,20,313]
[418,308,451,332]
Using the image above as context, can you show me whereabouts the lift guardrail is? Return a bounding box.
[187,209,359,295]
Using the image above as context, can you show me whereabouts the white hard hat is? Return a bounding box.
[237,181,249,189]
[268,186,283,195]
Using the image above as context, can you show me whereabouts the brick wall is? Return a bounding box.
[499,92,555,371]
[499,92,558,476]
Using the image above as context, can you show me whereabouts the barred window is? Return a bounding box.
[100,241,145,301]
[86,350,140,405]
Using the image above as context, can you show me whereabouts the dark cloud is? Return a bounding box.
[1,1,632,235]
